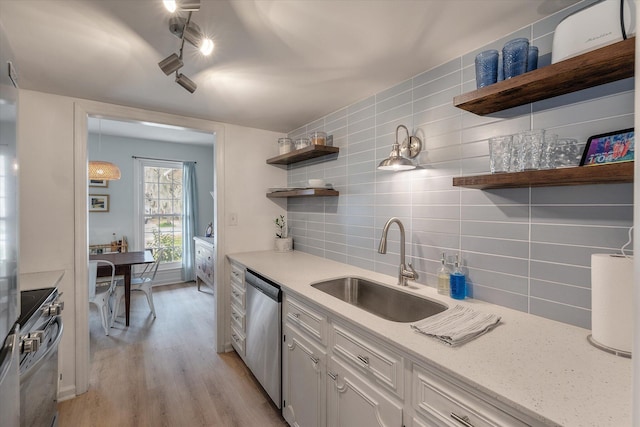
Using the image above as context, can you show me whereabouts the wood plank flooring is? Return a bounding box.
[58,282,287,427]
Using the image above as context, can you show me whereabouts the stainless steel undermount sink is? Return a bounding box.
[311,277,448,323]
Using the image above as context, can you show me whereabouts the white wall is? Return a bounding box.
[88,133,215,246]
[223,124,288,254]
[17,88,287,399]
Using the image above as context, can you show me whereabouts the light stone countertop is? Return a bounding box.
[20,270,65,291]
[228,250,631,427]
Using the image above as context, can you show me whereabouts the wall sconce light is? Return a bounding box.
[377,125,422,171]
[158,1,213,93]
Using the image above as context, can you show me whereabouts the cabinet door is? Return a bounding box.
[282,324,326,427]
[327,356,402,427]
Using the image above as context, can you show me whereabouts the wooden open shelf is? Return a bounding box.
[267,145,339,165]
[453,37,635,115]
[266,188,339,198]
[452,162,634,189]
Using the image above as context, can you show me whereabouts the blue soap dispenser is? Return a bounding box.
[449,254,466,300]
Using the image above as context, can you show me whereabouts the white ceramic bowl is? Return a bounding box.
[308,179,325,187]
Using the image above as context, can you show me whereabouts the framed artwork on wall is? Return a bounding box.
[89,194,109,212]
[89,179,108,188]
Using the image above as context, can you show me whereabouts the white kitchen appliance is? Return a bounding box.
[552,0,636,63]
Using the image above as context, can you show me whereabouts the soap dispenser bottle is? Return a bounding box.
[437,252,450,295]
[449,255,466,300]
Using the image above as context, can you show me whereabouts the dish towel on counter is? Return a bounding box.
[410,305,501,347]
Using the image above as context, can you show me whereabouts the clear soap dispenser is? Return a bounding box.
[449,254,466,300]
[437,252,450,295]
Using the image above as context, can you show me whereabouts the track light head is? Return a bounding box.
[163,0,200,12]
[176,73,197,93]
[168,17,214,56]
[158,53,184,75]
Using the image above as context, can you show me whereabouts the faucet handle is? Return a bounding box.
[404,263,418,281]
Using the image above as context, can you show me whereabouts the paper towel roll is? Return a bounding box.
[591,254,633,354]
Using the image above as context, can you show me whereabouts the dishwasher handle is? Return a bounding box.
[245,270,281,302]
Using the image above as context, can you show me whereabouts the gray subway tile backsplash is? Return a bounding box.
[285,1,632,329]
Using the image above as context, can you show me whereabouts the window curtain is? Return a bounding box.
[182,162,199,281]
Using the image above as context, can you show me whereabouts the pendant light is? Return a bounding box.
[88,119,121,180]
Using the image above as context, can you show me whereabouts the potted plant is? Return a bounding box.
[274,215,293,252]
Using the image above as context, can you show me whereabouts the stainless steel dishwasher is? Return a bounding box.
[244,269,282,408]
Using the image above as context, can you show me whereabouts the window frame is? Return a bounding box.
[133,158,183,270]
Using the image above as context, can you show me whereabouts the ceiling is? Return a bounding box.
[1,0,580,134]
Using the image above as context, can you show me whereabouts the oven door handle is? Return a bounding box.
[20,317,63,382]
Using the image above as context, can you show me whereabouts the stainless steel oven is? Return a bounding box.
[18,288,64,427]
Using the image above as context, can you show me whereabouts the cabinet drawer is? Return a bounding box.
[230,303,245,331]
[331,322,404,398]
[412,363,529,427]
[230,281,245,309]
[284,295,327,345]
[230,324,245,358]
[230,262,244,286]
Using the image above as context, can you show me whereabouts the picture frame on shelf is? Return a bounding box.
[89,179,108,188]
[580,128,634,166]
[89,194,109,212]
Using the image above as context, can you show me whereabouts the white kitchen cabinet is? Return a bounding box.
[228,260,246,359]
[282,323,327,427]
[331,321,404,399]
[411,362,534,427]
[194,237,215,290]
[327,356,403,427]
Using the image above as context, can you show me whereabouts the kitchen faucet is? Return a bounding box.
[378,217,418,286]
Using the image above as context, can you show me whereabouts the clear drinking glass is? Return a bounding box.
[516,129,545,170]
[539,133,558,169]
[502,38,529,79]
[475,50,499,88]
[554,138,581,167]
[489,135,512,173]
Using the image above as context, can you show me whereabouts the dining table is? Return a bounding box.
[90,250,155,326]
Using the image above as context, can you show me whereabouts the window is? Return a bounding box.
[137,160,183,267]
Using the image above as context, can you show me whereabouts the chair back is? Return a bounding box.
[135,249,163,283]
[89,260,116,299]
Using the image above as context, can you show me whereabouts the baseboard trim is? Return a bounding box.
[58,385,77,402]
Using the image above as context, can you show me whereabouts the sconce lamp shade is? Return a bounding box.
[377,124,422,171]
[89,161,121,180]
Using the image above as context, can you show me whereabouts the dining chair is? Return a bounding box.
[111,249,162,325]
[88,260,118,336]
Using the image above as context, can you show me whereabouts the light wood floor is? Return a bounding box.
[58,282,287,427]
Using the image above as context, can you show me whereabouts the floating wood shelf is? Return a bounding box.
[453,37,635,115]
[266,189,339,198]
[452,162,634,189]
[267,145,339,165]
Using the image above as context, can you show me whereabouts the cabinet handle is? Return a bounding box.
[356,354,369,366]
[309,355,319,364]
[232,290,238,297]
[231,334,239,342]
[451,412,474,427]
[327,371,337,381]
[292,313,300,318]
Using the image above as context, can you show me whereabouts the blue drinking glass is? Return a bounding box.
[502,38,529,79]
[527,46,539,72]
[475,49,499,88]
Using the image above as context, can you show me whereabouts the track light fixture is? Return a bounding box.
[176,73,197,93]
[163,0,200,13]
[158,1,212,93]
